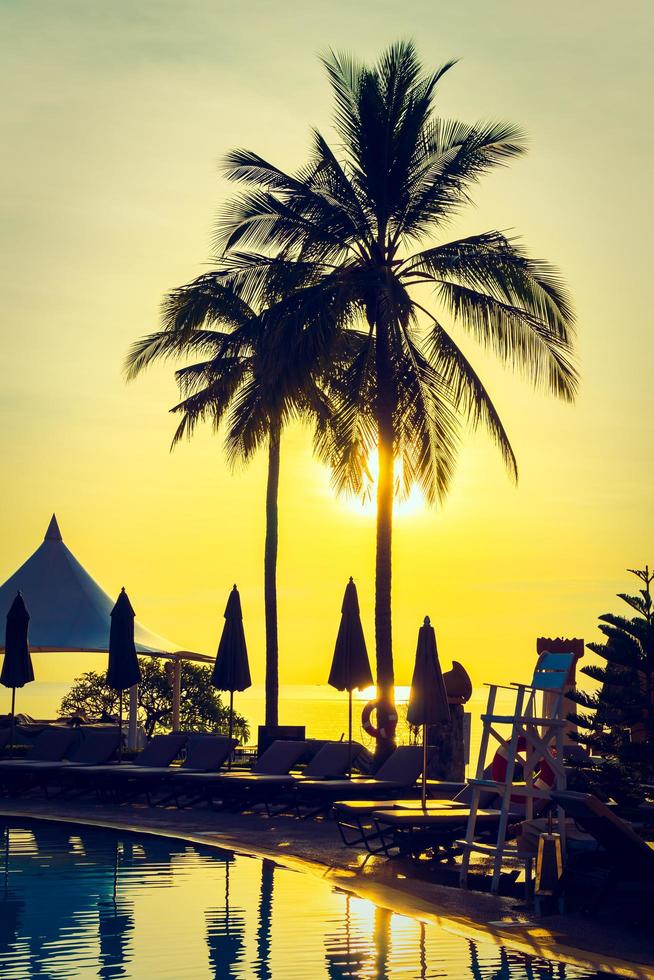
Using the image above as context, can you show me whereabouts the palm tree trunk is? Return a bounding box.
[264,422,281,728]
[374,311,396,763]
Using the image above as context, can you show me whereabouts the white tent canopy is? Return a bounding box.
[0,515,210,664]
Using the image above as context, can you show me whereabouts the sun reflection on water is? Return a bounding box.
[355,685,411,703]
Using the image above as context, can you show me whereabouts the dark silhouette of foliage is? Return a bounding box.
[60,660,249,741]
[213,42,577,755]
[126,279,330,729]
[569,566,654,804]
[124,42,577,758]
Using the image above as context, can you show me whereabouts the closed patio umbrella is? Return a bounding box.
[328,577,373,775]
[407,616,450,807]
[211,585,251,764]
[107,588,142,760]
[1,593,34,752]
[206,858,246,978]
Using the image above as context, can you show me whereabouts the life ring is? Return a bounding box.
[361,700,398,740]
[491,735,557,804]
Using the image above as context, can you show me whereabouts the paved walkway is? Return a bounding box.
[1,798,652,978]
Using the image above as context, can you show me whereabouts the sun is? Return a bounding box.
[342,454,426,519]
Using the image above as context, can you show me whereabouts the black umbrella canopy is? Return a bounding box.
[407,617,450,727]
[211,585,251,693]
[1,593,34,690]
[328,578,373,693]
[107,588,141,692]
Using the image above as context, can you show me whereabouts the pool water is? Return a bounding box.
[0,820,605,979]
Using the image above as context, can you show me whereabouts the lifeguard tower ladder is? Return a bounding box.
[458,652,574,893]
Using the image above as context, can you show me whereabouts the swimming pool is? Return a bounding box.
[0,820,605,979]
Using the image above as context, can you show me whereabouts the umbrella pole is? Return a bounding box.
[118,690,123,763]
[225,859,230,931]
[3,825,9,897]
[422,723,427,810]
[113,841,119,908]
[9,689,16,756]
[348,690,353,779]
[228,691,234,771]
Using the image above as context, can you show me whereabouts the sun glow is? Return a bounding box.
[355,685,411,702]
[342,454,427,519]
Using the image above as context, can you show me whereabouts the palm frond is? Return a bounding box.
[402,230,575,337]
[124,328,229,380]
[314,331,377,496]
[435,279,578,401]
[393,332,460,503]
[168,374,239,448]
[396,120,528,241]
[320,48,365,157]
[420,307,517,480]
[161,273,254,335]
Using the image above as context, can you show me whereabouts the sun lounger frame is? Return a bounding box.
[371,807,504,861]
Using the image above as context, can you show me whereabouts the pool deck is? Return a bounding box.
[1,797,652,979]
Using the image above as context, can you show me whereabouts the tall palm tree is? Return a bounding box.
[125,274,330,727]
[213,42,578,754]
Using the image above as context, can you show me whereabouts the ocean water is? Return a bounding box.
[3,682,516,774]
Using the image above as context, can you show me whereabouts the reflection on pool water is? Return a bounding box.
[0,820,604,979]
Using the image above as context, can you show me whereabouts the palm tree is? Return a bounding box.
[213,42,578,754]
[125,273,330,727]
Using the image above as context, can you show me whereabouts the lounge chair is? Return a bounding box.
[0,725,78,793]
[179,733,239,771]
[170,738,313,808]
[0,724,77,764]
[370,807,504,860]
[0,728,121,796]
[60,728,120,764]
[551,790,654,916]
[225,739,369,815]
[66,732,188,799]
[291,745,428,817]
[333,781,496,851]
[133,734,239,805]
[333,783,472,848]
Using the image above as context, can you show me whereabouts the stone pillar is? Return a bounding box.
[171,660,182,733]
[127,684,139,751]
[425,660,473,781]
[426,703,466,781]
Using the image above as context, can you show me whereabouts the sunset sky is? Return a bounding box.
[1,1,652,694]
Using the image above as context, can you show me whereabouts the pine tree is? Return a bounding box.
[569,566,654,805]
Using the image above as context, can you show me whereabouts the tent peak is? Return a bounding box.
[0,518,184,655]
[44,514,62,542]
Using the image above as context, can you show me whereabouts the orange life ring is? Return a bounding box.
[361,700,398,740]
[491,735,557,804]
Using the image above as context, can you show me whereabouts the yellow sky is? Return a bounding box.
[1,1,652,692]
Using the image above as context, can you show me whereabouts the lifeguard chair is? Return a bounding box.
[458,651,575,893]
